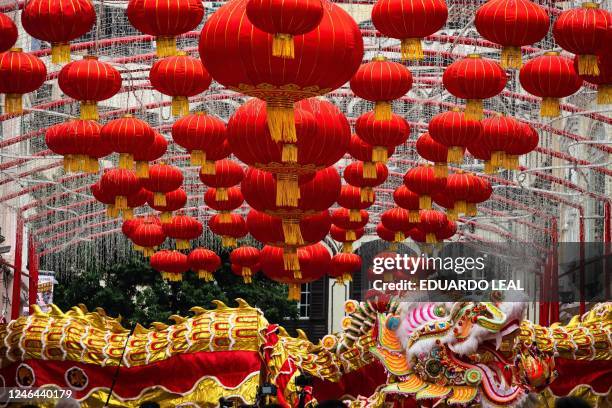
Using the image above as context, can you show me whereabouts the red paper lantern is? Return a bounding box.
[172,112,227,170]
[403,165,447,209]
[349,134,395,179]
[247,209,330,249]
[21,0,95,63]
[431,189,457,221]
[393,185,420,223]
[45,121,79,173]
[150,54,212,117]
[442,54,507,120]
[199,0,363,144]
[436,218,457,241]
[467,138,495,174]
[91,182,119,218]
[474,0,549,69]
[199,160,244,202]
[330,253,361,284]
[127,0,204,57]
[63,120,114,174]
[575,50,612,104]
[131,220,166,257]
[122,218,141,239]
[350,56,413,120]
[337,185,376,222]
[376,223,398,249]
[58,56,122,120]
[124,188,150,220]
[343,161,388,203]
[141,164,183,207]
[445,172,481,216]
[0,48,47,114]
[371,0,447,60]
[188,248,221,281]
[416,133,450,177]
[553,3,611,76]
[246,0,323,59]
[99,168,141,210]
[330,225,364,253]
[205,187,244,223]
[147,188,188,223]
[331,208,369,231]
[480,115,522,168]
[354,111,410,163]
[101,115,156,169]
[162,215,203,250]
[428,108,482,164]
[230,246,261,283]
[0,13,17,53]
[519,52,583,117]
[381,208,414,243]
[150,250,189,281]
[418,209,447,243]
[209,213,247,247]
[133,132,168,178]
[466,175,492,216]
[505,122,539,170]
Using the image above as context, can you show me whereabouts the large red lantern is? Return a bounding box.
[124,188,149,220]
[349,134,395,179]
[431,189,458,221]
[505,122,539,170]
[172,112,227,169]
[376,223,398,249]
[91,182,119,218]
[141,164,184,206]
[480,115,522,168]
[58,56,122,120]
[553,3,611,76]
[247,209,330,248]
[466,176,493,216]
[133,132,168,178]
[162,215,203,250]
[343,161,388,203]
[199,0,363,144]
[416,133,450,177]
[101,115,156,169]
[127,0,204,57]
[45,121,92,173]
[355,111,410,163]
[576,50,612,105]
[21,0,95,63]
[350,56,413,120]
[467,139,495,174]
[474,0,549,69]
[445,172,480,216]
[99,168,141,210]
[131,221,166,257]
[0,49,47,114]
[246,0,324,59]
[418,209,447,243]
[188,248,221,281]
[199,160,244,201]
[519,52,583,117]
[230,246,261,283]
[393,185,420,222]
[381,208,414,243]
[150,54,212,117]
[209,213,247,247]
[330,225,364,253]
[64,120,113,174]
[330,253,361,284]
[331,208,369,233]
[436,218,457,241]
[442,55,507,120]
[150,250,189,281]
[147,188,188,223]
[0,14,17,53]
[403,165,447,209]
[428,108,482,164]
[205,187,244,223]
[371,0,447,60]
[337,185,375,222]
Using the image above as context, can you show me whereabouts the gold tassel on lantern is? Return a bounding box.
[540,97,560,117]
[342,242,353,253]
[119,153,134,170]
[374,101,392,121]
[389,242,398,251]
[372,146,388,163]
[447,146,464,164]
[597,85,611,104]
[241,267,252,284]
[175,239,190,250]
[219,211,232,223]
[156,36,177,58]
[86,157,100,174]
[153,192,167,206]
[346,230,356,241]
[466,203,478,217]
[160,211,172,223]
[454,200,467,215]
[394,231,405,243]
[51,42,71,64]
[80,101,99,120]
[292,269,302,279]
[201,160,216,175]
[401,38,424,61]
[505,154,519,170]
[276,173,300,207]
[221,236,237,247]
[426,233,438,244]
[191,150,205,166]
[577,54,600,77]
[282,144,298,163]
[419,195,432,210]
[288,283,301,301]
[215,187,229,202]
[446,208,458,221]
[465,99,484,120]
[5,93,23,114]
[409,210,419,223]
[360,187,374,203]
[122,208,134,220]
[133,245,143,252]
[172,96,189,117]
[115,195,128,210]
[143,247,155,258]
[500,46,523,69]
[266,101,296,143]
[63,155,75,173]
[490,151,506,168]
[363,162,377,179]
[272,33,294,59]
[349,209,362,222]
[136,161,149,178]
[198,270,214,282]
[282,218,304,246]
[342,273,353,284]
[283,248,300,271]
[484,160,495,174]
[106,205,119,218]
[434,163,448,178]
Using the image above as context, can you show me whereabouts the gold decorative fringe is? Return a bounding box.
[143,247,155,258]
[86,157,100,174]
[160,211,172,223]
[349,209,362,222]
[446,208,458,221]
[454,200,467,215]
[276,173,300,207]
[191,150,205,166]
[541,97,560,117]
[360,187,374,203]
[282,218,304,245]
[577,54,600,76]
[346,230,356,241]
[80,101,99,120]
[122,208,134,220]
[153,192,167,206]
[505,154,519,170]
[5,94,23,114]
[374,101,392,121]
[106,205,119,218]
[394,231,405,243]
[389,242,398,251]
[484,160,495,174]
[426,233,437,244]
[292,269,303,280]
[161,272,183,282]
[272,33,294,59]
[198,270,214,282]
[51,42,71,64]
[597,85,611,104]
[136,161,149,178]
[409,210,419,223]
[156,36,177,58]
[63,155,75,173]
[447,146,464,164]
[171,96,189,117]
[283,249,300,271]
[201,160,216,175]
[490,150,506,168]
[372,146,388,163]
[342,273,353,284]
[241,267,252,284]
[281,144,298,163]
[221,236,237,247]
[465,99,484,120]
[288,283,301,301]
[500,46,522,69]
[115,195,128,210]
[342,242,353,253]
[363,162,377,179]
[133,245,144,252]
[119,153,134,170]
[176,239,191,250]
[434,163,448,178]
[401,38,424,61]
[466,203,478,217]
[419,195,432,210]
[219,211,232,223]
[215,187,229,201]
[266,102,296,143]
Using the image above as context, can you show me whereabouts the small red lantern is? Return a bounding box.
[519,52,583,117]
[575,50,612,104]
[381,208,414,243]
[445,171,480,216]
[0,13,17,53]
[124,188,150,220]
[330,225,364,253]
[331,208,369,232]
[480,115,522,168]
[553,3,611,76]
[99,168,141,210]
[403,165,447,209]
[355,111,410,163]
[172,112,227,169]
[132,221,166,257]
[91,182,119,218]
[376,223,398,249]
[122,218,141,240]
[467,139,495,174]
[416,133,450,177]
[505,122,539,170]
[127,0,204,57]
[45,122,79,173]
[21,0,96,63]
[343,161,388,203]
[466,175,492,216]
[428,108,482,164]
[150,54,212,117]
[162,215,203,250]
[247,209,330,249]
[436,218,457,241]
[58,56,122,120]
[63,120,113,174]
[101,115,156,169]
[393,185,420,223]
[199,160,244,202]
[147,188,188,223]
[442,54,507,120]
[188,248,221,281]
[150,250,189,281]
[141,164,184,207]
[337,185,376,222]
[349,134,395,179]
[230,246,261,283]
[0,48,47,114]
[418,209,447,243]
[133,132,168,178]
[350,56,413,120]
[431,189,457,221]
[205,187,244,223]
[246,0,324,59]
[330,253,361,284]
[209,213,248,247]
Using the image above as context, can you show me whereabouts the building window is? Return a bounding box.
[298,283,311,319]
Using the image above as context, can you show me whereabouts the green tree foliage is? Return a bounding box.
[54,256,299,328]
